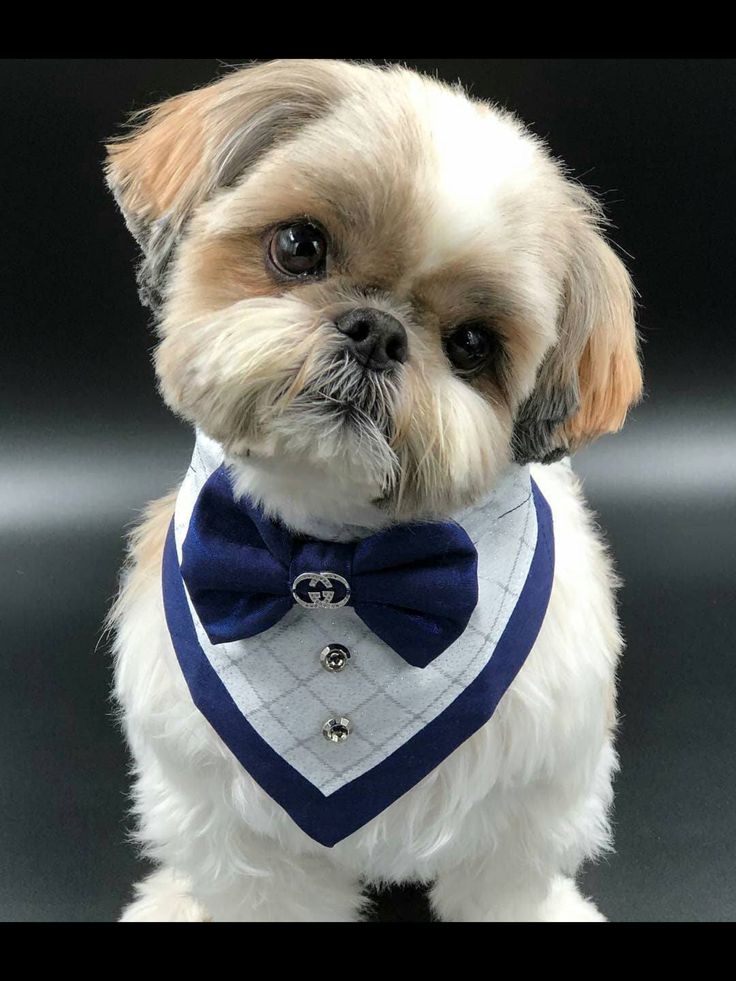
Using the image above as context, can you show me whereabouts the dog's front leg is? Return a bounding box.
[122,848,367,923]
[185,845,368,923]
[430,854,605,923]
[120,761,367,922]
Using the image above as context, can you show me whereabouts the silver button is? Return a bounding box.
[320,644,351,672]
[322,717,352,743]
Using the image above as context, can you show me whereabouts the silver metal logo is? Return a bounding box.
[292,572,351,609]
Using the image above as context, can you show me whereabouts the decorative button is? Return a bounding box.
[322,717,352,743]
[320,644,351,672]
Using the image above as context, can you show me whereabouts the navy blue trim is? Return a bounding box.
[161,479,554,848]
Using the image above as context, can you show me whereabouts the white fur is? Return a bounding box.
[114,458,622,921]
[410,78,540,265]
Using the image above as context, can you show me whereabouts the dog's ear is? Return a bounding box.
[104,60,350,308]
[512,204,642,464]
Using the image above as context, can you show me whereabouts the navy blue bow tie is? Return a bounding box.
[180,467,479,669]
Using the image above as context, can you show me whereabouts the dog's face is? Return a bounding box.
[106,60,642,523]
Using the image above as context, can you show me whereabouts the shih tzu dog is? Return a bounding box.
[106,59,642,922]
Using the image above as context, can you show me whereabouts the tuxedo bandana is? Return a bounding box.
[162,433,555,847]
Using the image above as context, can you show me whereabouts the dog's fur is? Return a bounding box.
[106,59,641,921]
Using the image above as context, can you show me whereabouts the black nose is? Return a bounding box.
[335,308,408,370]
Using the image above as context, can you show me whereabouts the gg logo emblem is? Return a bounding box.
[292,572,351,610]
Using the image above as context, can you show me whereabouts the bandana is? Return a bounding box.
[162,432,554,846]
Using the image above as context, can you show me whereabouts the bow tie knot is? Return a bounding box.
[180,467,479,669]
[289,541,353,609]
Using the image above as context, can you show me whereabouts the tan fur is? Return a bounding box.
[562,230,642,449]
[180,232,279,314]
[105,60,368,230]
[109,492,177,629]
[163,97,429,302]
[106,87,211,221]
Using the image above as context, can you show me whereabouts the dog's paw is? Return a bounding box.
[538,875,607,922]
[120,868,211,922]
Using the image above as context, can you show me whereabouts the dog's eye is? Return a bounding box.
[444,322,494,374]
[269,221,327,278]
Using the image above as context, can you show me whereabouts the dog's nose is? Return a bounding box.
[335,308,408,370]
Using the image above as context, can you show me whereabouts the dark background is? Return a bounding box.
[2,58,735,922]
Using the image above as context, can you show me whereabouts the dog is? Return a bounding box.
[106,59,642,922]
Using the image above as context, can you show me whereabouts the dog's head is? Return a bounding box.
[106,59,642,524]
